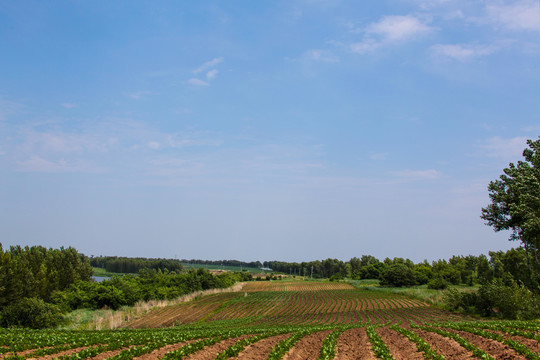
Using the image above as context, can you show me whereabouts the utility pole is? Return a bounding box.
[311,265,313,279]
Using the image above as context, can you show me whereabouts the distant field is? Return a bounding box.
[6,279,539,360]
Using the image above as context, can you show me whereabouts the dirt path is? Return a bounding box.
[282,330,332,360]
[335,327,377,360]
[233,333,291,359]
[376,326,424,360]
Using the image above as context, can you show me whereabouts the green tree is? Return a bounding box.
[481,138,540,288]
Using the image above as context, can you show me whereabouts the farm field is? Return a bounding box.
[2,280,540,360]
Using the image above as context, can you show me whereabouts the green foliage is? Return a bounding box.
[0,298,63,329]
[390,324,444,360]
[481,138,540,288]
[53,268,251,311]
[427,276,448,290]
[318,328,346,360]
[366,325,394,359]
[379,263,415,287]
[90,256,183,274]
[443,279,540,319]
[0,244,92,309]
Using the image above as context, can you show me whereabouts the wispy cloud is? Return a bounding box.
[17,156,105,173]
[485,0,540,33]
[304,49,340,62]
[350,15,434,53]
[125,91,156,100]
[189,57,223,86]
[206,69,219,80]
[431,43,497,61]
[193,57,223,74]
[477,136,529,161]
[188,78,209,86]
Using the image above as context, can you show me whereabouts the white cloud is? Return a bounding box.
[193,57,223,74]
[485,0,540,32]
[366,15,433,41]
[478,136,529,161]
[17,156,104,173]
[351,15,433,54]
[392,169,442,180]
[431,43,497,61]
[304,49,340,62]
[188,78,209,86]
[206,69,219,80]
[61,103,77,109]
[126,91,155,100]
[369,152,388,161]
[147,141,161,150]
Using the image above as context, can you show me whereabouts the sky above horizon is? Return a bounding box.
[1,0,539,263]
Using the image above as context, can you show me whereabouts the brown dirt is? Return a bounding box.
[492,330,540,353]
[412,328,475,359]
[233,333,291,360]
[447,329,528,360]
[376,326,424,360]
[335,327,377,360]
[282,330,332,360]
[183,335,252,360]
[132,339,198,360]
[90,346,133,360]
[24,346,91,360]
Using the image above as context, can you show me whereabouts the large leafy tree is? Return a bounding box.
[481,138,540,288]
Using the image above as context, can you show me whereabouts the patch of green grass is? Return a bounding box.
[92,267,128,277]
[347,279,380,288]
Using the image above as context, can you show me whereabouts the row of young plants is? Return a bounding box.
[6,319,540,360]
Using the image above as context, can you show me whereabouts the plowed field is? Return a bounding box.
[3,280,539,360]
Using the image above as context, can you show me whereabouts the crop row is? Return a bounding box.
[5,319,540,360]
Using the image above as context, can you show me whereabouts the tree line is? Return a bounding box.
[90,256,184,274]
[264,248,531,288]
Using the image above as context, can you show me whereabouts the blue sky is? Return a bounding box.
[1,0,539,262]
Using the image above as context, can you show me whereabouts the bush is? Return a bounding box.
[427,276,448,290]
[443,279,540,319]
[0,297,63,329]
[380,264,416,287]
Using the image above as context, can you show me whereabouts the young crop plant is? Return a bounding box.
[267,329,312,360]
[390,324,444,360]
[414,324,495,360]
[161,337,223,360]
[437,322,540,360]
[366,325,394,360]
[318,327,347,360]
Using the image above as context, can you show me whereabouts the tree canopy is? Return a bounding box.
[481,138,540,288]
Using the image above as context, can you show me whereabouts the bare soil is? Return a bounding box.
[282,330,332,360]
[412,328,475,359]
[182,335,252,360]
[233,333,291,359]
[447,329,528,360]
[335,327,377,360]
[376,326,424,360]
